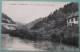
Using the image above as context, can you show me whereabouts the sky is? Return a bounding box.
[2,1,70,24]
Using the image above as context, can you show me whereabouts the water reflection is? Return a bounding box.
[1,34,79,51]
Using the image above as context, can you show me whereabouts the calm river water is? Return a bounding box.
[1,34,79,51]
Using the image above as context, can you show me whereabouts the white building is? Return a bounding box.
[66,12,79,26]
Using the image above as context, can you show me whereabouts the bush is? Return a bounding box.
[62,34,79,47]
[9,29,41,41]
[51,29,64,42]
[9,29,30,39]
[9,25,79,47]
[51,26,79,47]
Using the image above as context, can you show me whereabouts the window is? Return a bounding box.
[75,17,78,21]
[68,19,70,22]
[71,18,73,22]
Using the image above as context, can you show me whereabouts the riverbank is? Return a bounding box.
[1,34,79,51]
[1,34,44,51]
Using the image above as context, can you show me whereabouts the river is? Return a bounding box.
[1,34,79,51]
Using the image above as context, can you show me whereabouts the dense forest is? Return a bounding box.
[31,2,78,29]
[9,2,79,47]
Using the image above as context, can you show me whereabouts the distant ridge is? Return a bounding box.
[25,18,43,29]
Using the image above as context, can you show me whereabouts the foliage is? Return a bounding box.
[31,2,78,30]
[9,2,79,47]
[51,26,79,47]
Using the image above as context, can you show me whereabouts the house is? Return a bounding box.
[66,12,79,26]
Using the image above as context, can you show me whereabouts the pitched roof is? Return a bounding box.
[66,12,78,19]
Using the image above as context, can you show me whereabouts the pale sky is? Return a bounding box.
[2,1,70,24]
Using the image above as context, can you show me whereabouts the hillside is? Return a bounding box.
[31,2,78,30]
[1,13,17,34]
[25,18,43,29]
[2,13,15,24]
[30,2,79,47]
[9,2,79,48]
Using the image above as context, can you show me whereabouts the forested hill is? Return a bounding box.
[2,13,16,34]
[2,13,15,24]
[25,18,43,29]
[30,2,79,47]
[31,2,78,30]
[9,2,79,47]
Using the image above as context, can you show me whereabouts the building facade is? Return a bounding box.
[66,12,78,26]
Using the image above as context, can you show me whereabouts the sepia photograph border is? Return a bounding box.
[0,0,80,52]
